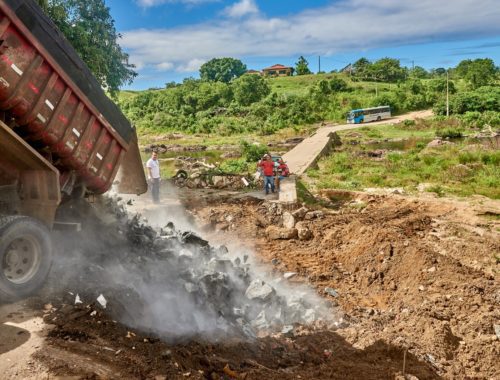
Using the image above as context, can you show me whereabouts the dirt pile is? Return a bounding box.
[190,193,500,379]
[43,197,340,342]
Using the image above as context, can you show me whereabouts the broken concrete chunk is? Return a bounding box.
[281,325,294,335]
[303,309,316,324]
[296,221,313,240]
[282,212,296,229]
[178,248,194,258]
[181,231,209,247]
[245,279,275,301]
[304,210,324,220]
[324,287,339,297]
[250,310,270,330]
[292,207,308,220]
[74,294,83,305]
[494,324,500,340]
[184,282,200,294]
[265,226,298,240]
[97,294,107,309]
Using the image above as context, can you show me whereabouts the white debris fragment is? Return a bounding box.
[90,310,97,317]
[245,279,275,301]
[74,294,83,305]
[97,294,107,309]
[284,272,297,279]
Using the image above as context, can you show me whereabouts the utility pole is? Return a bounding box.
[318,56,321,74]
[446,70,449,117]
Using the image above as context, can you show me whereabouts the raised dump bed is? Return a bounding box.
[0,0,140,194]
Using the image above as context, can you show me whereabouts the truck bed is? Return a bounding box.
[0,0,136,194]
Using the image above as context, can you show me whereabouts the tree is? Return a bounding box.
[37,0,137,97]
[352,57,371,77]
[368,58,407,82]
[295,56,312,75]
[199,58,247,83]
[232,74,270,106]
[455,59,497,89]
[410,66,429,79]
[431,68,447,76]
[329,77,349,92]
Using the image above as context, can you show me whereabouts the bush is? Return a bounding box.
[436,128,464,139]
[240,140,268,162]
[220,158,248,174]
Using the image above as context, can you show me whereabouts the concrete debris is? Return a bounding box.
[282,212,296,229]
[75,294,83,305]
[58,197,337,341]
[304,210,324,220]
[245,279,275,301]
[265,226,298,240]
[281,325,294,336]
[494,324,500,340]
[324,287,339,297]
[295,221,312,240]
[251,311,270,330]
[97,294,107,309]
[292,207,308,220]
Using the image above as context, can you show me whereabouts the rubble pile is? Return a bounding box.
[50,197,339,342]
[144,143,208,153]
[173,157,250,190]
[255,201,322,241]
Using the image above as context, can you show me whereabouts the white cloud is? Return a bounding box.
[156,62,174,71]
[136,0,218,7]
[176,58,207,72]
[123,0,500,73]
[223,0,258,18]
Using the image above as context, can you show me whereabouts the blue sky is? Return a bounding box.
[105,0,500,90]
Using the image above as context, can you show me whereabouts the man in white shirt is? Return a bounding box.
[146,151,161,203]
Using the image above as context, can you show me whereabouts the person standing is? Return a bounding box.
[258,154,275,195]
[146,151,161,203]
[276,158,290,191]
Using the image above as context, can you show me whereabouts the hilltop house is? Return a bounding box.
[262,64,294,77]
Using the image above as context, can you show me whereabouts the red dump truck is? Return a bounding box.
[0,0,147,299]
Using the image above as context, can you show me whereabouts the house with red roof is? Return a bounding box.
[262,64,294,77]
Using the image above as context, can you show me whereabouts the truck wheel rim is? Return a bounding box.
[2,236,42,284]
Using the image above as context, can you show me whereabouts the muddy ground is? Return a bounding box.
[0,187,499,379]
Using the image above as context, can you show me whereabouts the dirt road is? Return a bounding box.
[283,110,433,175]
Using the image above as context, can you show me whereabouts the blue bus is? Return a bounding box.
[347,106,391,124]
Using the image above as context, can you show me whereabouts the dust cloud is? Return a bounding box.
[46,193,341,342]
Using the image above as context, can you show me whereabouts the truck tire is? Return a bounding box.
[0,216,52,300]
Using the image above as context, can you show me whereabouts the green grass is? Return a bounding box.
[338,123,437,142]
[307,143,500,199]
[268,72,399,97]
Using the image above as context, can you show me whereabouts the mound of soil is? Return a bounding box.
[191,193,500,379]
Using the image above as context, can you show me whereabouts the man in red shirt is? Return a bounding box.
[258,154,275,194]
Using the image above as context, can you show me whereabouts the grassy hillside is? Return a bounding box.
[117,70,499,139]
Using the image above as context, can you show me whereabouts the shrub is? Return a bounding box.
[435,128,463,139]
[240,140,268,162]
